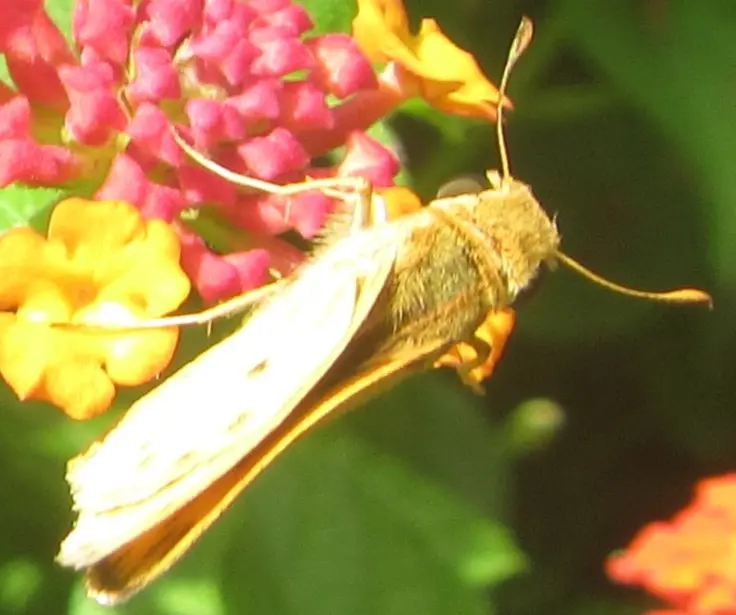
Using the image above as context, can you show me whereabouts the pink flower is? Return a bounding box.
[0,0,386,301]
[0,0,504,303]
[0,0,508,417]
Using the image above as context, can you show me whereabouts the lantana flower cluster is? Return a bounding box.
[608,474,736,615]
[0,0,505,418]
[0,198,190,418]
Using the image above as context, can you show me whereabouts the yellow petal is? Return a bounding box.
[352,0,508,119]
[17,280,75,324]
[0,319,53,399]
[76,300,180,386]
[0,198,192,419]
[413,20,507,118]
[96,219,191,316]
[48,198,145,271]
[376,186,423,219]
[352,0,412,62]
[103,328,179,385]
[42,360,115,420]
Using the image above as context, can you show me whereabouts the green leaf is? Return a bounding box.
[561,0,735,287]
[66,491,236,615]
[45,0,74,42]
[0,559,44,614]
[0,185,68,232]
[301,0,357,35]
[220,421,525,615]
[67,557,227,615]
[349,374,512,518]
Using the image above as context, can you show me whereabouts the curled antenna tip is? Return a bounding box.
[555,251,713,308]
[660,288,713,309]
[496,16,535,181]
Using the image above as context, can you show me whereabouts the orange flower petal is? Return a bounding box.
[0,318,48,398]
[435,309,516,391]
[42,359,116,421]
[608,474,736,614]
[352,0,507,119]
[376,185,423,218]
[47,197,145,265]
[413,20,508,119]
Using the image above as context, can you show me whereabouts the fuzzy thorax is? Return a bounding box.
[473,176,560,300]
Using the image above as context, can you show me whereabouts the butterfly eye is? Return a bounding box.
[435,174,488,198]
[514,267,549,307]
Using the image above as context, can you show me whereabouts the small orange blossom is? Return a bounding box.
[352,0,509,119]
[608,474,736,615]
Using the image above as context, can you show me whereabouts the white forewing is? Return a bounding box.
[58,224,403,567]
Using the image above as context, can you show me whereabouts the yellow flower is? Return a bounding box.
[352,0,509,119]
[376,186,423,219]
[0,198,191,419]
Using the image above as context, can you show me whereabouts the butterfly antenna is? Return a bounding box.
[497,17,534,181]
[554,251,712,306]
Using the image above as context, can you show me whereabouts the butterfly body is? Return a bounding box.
[58,174,559,604]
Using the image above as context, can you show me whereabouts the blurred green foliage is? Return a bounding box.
[0,0,733,614]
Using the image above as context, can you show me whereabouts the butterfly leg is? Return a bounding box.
[56,280,287,332]
[173,129,378,232]
[434,308,516,394]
